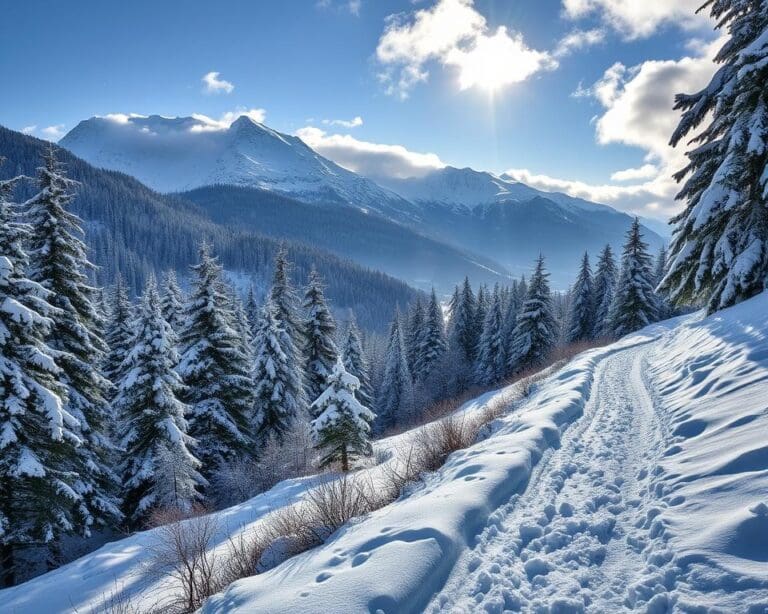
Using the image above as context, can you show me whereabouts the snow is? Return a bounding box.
[4,292,768,612]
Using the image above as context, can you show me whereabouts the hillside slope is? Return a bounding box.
[182,185,509,291]
[3,293,767,612]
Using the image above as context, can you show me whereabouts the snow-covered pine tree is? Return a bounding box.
[311,359,375,471]
[413,288,447,383]
[178,243,254,479]
[116,276,204,527]
[566,252,596,344]
[663,1,768,312]
[405,296,425,375]
[449,277,478,364]
[104,273,134,389]
[592,245,618,339]
[269,245,304,351]
[474,285,489,352]
[302,269,339,411]
[376,310,414,433]
[475,286,507,385]
[507,256,559,373]
[252,302,304,445]
[341,313,373,406]
[0,172,86,586]
[26,148,120,534]
[609,219,659,337]
[227,284,254,361]
[160,270,185,333]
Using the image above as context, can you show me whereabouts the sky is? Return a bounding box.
[0,0,721,220]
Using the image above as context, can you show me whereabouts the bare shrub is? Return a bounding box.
[146,506,222,613]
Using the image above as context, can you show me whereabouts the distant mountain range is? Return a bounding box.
[59,114,665,288]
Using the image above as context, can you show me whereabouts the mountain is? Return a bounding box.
[181,185,509,292]
[60,115,419,224]
[60,115,665,288]
[379,167,666,286]
[0,125,417,331]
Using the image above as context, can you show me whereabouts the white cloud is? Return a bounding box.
[189,107,267,132]
[41,124,66,141]
[610,164,659,182]
[296,126,445,180]
[322,116,364,128]
[554,28,606,57]
[348,0,361,16]
[376,0,554,98]
[562,0,708,39]
[506,38,723,219]
[201,71,235,95]
[21,125,37,134]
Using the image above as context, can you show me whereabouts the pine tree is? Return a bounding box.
[502,279,524,363]
[227,285,254,361]
[376,311,414,433]
[269,246,304,350]
[663,1,768,312]
[160,270,185,333]
[449,277,478,364]
[252,303,304,445]
[592,245,618,338]
[104,273,134,389]
[26,148,120,534]
[413,289,447,383]
[474,285,489,352]
[341,313,373,406]
[244,285,260,333]
[178,243,253,478]
[0,173,85,586]
[507,256,558,373]
[311,359,375,471]
[566,252,595,344]
[405,297,425,374]
[302,269,339,410]
[475,286,506,385]
[116,277,204,527]
[609,219,659,337]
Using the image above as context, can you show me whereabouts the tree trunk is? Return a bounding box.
[341,444,349,472]
[1,543,14,588]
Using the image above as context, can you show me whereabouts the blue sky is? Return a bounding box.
[0,0,719,219]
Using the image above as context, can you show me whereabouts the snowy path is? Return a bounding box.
[429,343,676,612]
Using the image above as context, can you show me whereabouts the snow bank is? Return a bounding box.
[202,335,654,613]
[642,292,768,611]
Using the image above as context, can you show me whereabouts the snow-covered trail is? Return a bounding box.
[430,342,675,612]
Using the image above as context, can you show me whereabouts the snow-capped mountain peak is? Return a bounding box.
[60,114,417,221]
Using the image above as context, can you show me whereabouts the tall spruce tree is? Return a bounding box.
[376,310,414,433]
[104,273,134,390]
[302,269,338,409]
[405,297,425,374]
[0,173,86,586]
[252,302,304,445]
[449,277,478,364]
[609,219,659,337]
[663,0,768,312]
[178,243,253,478]
[592,245,618,338]
[566,252,595,344]
[26,148,120,534]
[269,246,304,350]
[507,256,558,373]
[341,313,373,406]
[244,285,260,333]
[413,288,448,383]
[116,277,204,527]
[160,270,185,333]
[311,359,375,472]
[475,286,507,385]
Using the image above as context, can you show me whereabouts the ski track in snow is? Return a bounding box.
[430,343,681,613]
